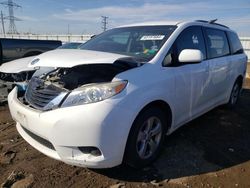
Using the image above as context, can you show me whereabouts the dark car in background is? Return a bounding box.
[0,38,62,64]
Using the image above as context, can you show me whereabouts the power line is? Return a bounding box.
[0,0,21,34]
[101,16,108,32]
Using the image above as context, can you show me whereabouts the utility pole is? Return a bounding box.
[101,16,108,31]
[1,10,5,37]
[0,0,21,34]
[67,24,70,35]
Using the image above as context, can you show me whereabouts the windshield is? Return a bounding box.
[58,42,83,49]
[79,25,177,61]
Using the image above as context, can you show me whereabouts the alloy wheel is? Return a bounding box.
[136,116,162,159]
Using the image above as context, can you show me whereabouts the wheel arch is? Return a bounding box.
[23,51,43,58]
[132,100,173,133]
[236,75,244,88]
[226,74,244,107]
[123,99,173,166]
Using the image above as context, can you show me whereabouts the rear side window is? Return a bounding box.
[205,28,230,59]
[227,32,244,54]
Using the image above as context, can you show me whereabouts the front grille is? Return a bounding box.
[25,77,64,110]
[21,125,55,150]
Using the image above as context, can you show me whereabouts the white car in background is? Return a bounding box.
[0,42,85,102]
[8,20,247,168]
[0,42,85,75]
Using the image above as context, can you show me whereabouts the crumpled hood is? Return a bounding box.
[0,56,36,73]
[29,49,129,68]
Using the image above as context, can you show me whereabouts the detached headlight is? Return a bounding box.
[61,80,127,107]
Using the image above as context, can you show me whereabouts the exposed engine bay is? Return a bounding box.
[40,60,138,91]
[19,58,143,110]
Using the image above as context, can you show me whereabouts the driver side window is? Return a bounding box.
[163,26,206,66]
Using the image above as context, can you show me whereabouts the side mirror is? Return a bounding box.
[178,49,204,63]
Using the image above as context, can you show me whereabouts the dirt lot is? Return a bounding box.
[0,79,250,188]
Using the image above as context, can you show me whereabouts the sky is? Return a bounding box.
[1,0,250,36]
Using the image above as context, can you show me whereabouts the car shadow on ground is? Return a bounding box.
[93,88,250,182]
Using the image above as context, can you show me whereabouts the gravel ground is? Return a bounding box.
[0,78,250,188]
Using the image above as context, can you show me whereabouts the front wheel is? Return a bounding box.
[124,107,167,168]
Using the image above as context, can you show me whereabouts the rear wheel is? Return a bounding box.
[124,107,167,168]
[227,79,241,107]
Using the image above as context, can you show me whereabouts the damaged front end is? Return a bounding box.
[19,59,142,111]
[0,71,35,103]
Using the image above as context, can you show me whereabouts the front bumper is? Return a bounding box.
[8,87,134,168]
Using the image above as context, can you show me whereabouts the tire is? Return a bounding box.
[227,79,241,108]
[124,107,167,168]
[23,51,42,58]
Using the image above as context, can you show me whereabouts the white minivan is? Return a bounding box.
[8,20,247,168]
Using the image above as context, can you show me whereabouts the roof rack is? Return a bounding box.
[195,19,229,28]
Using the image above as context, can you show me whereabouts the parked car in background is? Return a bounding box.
[0,38,62,64]
[0,41,84,76]
[0,41,83,102]
[8,20,247,168]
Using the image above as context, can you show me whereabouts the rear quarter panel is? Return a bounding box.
[223,53,247,103]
